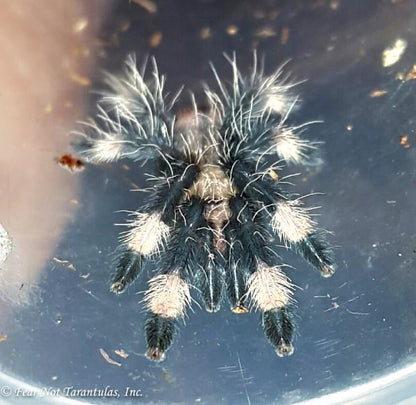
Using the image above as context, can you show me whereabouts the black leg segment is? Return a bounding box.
[262,307,294,357]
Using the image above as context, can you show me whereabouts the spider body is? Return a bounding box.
[75,54,335,362]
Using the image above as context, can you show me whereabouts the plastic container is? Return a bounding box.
[0,1,415,403]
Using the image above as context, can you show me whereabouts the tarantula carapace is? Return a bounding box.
[75,54,335,362]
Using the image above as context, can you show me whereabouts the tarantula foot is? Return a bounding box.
[110,280,127,294]
[275,340,294,357]
[146,347,166,362]
[321,264,336,278]
[231,304,249,314]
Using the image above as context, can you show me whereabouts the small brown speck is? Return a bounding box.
[114,349,129,359]
[99,348,122,366]
[52,257,77,271]
[58,154,85,172]
[119,21,131,32]
[405,65,416,81]
[268,169,279,180]
[70,73,91,86]
[131,0,157,13]
[72,44,90,58]
[329,0,340,10]
[0,334,7,342]
[400,135,410,148]
[370,89,388,98]
[255,27,277,38]
[226,25,238,36]
[281,27,289,44]
[73,18,88,34]
[200,26,212,40]
[149,31,163,47]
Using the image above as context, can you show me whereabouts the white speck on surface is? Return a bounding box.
[382,38,407,67]
[0,223,12,267]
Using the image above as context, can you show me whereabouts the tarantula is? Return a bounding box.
[75,54,335,362]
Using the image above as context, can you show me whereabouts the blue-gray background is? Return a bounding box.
[1,0,416,404]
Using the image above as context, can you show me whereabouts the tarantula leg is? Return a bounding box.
[145,313,177,362]
[247,261,295,355]
[225,196,274,314]
[225,229,249,313]
[73,56,180,164]
[122,211,170,255]
[112,160,200,293]
[192,202,230,312]
[229,161,335,277]
[272,121,323,166]
[143,197,210,360]
[194,251,225,313]
[226,255,249,314]
[205,255,225,312]
[144,270,191,361]
[294,232,335,277]
[110,250,144,294]
[247,262,294,311]
[270,199,334,276]
[156,162,200,224]
[111,210,171,294]
[262,307,294,357]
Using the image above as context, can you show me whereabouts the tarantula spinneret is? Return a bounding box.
[75,54,335,362]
